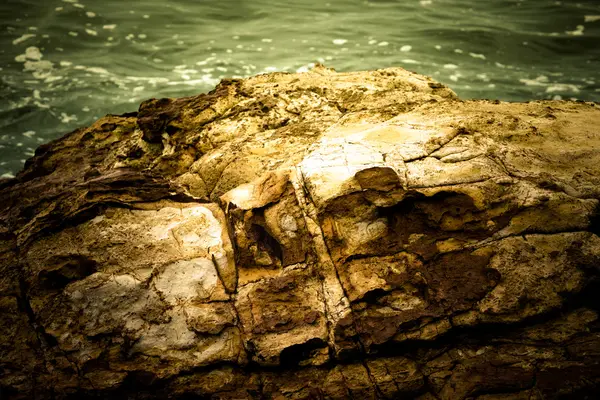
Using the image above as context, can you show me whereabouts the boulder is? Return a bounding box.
[1,65,599,399]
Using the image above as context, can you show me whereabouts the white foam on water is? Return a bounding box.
[16,46,42,61]
[519,75,549,86]
[73,4,85,9]
[261,38,273,43]
[546,84,580,93]
[60,112,78,123]
[454,48,463,54]
[13,33,36,45]
[68,31,78,37]
[86,11,96,18]
[22,131,36,138]
[443,64,458,69]
[368,39,377,45]
[103,24,116,30]
[378,41,389,46]
[1,173,15,179]
[138,34,147,39]
[15,47,55,81]
[86,29,98,36]
[469,52,486,60]
[60,60,72,67]
[584,15,600,23]
[566,25,584,36]
[402,59,420,64]
[333,39,347,45]
[86,67,109,75]
[434,45,441,50]
[400,45,412,52]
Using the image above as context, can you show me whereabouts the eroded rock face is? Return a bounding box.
[1,65,600,399]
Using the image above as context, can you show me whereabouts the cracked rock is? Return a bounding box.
[1,65,600,399]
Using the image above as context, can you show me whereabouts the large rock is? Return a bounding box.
[1,65,600,399]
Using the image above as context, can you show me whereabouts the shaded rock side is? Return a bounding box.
[1,65,600,399]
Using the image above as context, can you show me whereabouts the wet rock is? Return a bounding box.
[1,65,600,399]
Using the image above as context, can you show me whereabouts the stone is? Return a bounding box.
[0,65,599,399]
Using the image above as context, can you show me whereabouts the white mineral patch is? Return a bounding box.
[280,214,298,232]
[133,310,196,353]
[148,206,223,251]
[154,258,218,304]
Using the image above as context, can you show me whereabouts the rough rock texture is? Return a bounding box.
[1,65,600,399]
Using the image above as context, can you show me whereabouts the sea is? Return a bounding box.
[1,0,599,177]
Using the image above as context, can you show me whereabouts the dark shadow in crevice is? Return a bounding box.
[280,338,327,368]
[38,255,98,291]
[250,222,283,266]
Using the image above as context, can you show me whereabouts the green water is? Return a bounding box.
[1,0,599,177]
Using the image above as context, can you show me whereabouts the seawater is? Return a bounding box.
[1,0,599,177]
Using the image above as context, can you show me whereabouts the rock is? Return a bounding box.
[1,64,599,399]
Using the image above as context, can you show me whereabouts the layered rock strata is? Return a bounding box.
[1,65,600,399]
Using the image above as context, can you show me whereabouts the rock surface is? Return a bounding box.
[1,65,600,399]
